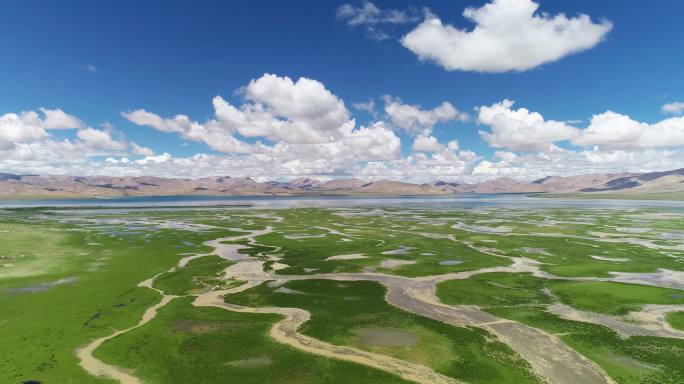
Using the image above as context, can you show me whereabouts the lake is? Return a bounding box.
[2,194,684,210]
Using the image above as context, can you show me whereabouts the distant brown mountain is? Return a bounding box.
[1,168,683,198]
[428,168,684,196]
[0,174,446,198]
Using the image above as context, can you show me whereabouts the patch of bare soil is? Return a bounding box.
[355,328,418,347]
[225,356,273,368]
[171,320,225,334]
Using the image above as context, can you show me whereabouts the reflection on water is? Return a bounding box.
[2,193,684,210]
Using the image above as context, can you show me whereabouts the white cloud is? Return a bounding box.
[470,147,684,182]
[135,153,172,165]
[80,64,98,73]
[0,112,49,150]
[401,0,612,73]
[447,140,459,151]
[337,1,422,40]
[412,135,444,152]
[662,102,684,115]
[572,111,684,150]
[0,107,158,173]
[478,100,684,151]
[125,74,357,152]
[8,77,684,184]
[353,98,377,117]
[122,108,255,153]
[0,108,86,150]
[39,108,86,129]
[235,73,353,143]
[383,96,467,136]
[76,128,127,151]
[495,151,517,162]
[343,121,401,160]
[358,149,479,182]
[572,111,643,148]
[121,74,402,179]
[131,142,156,156]
[477,99,580,151]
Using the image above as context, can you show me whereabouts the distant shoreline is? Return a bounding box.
[3,193,684,210]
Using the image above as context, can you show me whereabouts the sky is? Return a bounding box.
[1,0,684,182]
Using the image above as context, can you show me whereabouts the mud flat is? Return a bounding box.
[380,259,416,269]
[355,328,418,347]
[589,255,629,262]
[326,253,368,261]
[606,269,684,290]
[548,303,684,339]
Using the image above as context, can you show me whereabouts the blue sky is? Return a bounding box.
[1,0,684,181]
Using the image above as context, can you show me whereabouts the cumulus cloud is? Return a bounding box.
[662,102,684,115]
[447,140,459,151]
[125,74,357,153]
[383,96,468,136]
[131,142,156,156]
[478,100,684,152]
[412,135,444,152]
[353,98,377,117]
[39,108,86,129]
[8,77,684,184]
[470,147,684,182]
[472,100,684,180]
[235,73,352,143]
[342,121,401,160]
[0,112,49,150]
[337,1,422,40]
[477,99,580,152]
[123,108,255,153]
[573,111,684,149]
[401,0,612,73]
[358,149,479,182]
[0,108,87,150]
[122,74,402,178]
[0,107,155,173]
[76,128,127,151]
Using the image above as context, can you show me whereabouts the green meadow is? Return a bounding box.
[1,205,683,383]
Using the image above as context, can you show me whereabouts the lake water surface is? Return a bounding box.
[2,194,684,210]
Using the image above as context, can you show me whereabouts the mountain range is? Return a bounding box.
[1,168,684,199]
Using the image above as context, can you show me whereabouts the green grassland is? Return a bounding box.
[0,212,229,383]
[2,205,684,384]
[667,312,684,331]
[153,256,239,295]
[550,281,684,316]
